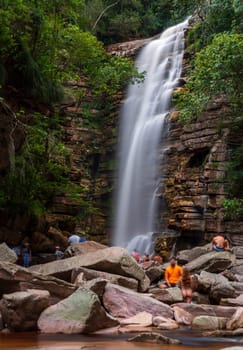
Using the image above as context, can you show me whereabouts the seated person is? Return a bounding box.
[160,256,183,288]
[211,235,231,252]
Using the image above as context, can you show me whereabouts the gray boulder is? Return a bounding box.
[185,251,236,274]
[149,287,183,304]
[38,288,118,334]
[196,270,229,293]
[177,244,210,265]
[30,247,150,292]
[72,266,138,291]
[209,283,236,304]
[0,243,17,264]
[0,261,76,302]
[192,315,227,330]
[103,283,173,319]
[0,289,50,331]
[221,294,243,307]
[172,303,237,319]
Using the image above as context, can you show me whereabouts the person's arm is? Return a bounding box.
[224,239,230,251]
[211,238,215,251]
[165,269,171,287]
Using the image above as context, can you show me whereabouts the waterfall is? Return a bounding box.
[113,19,189,254]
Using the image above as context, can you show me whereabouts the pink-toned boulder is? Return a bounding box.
[226,307,243,330]
[172,303,237,319]
[173,306,193,325]
[103,283,173,319]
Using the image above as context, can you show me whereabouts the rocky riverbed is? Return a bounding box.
[1,241,243,343]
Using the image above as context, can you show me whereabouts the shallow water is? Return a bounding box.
[1,332,243,350]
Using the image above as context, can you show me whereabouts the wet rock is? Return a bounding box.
[128,332,181,344]
[0,289,50,331]
[38,288,118,334]
[120,312,153,327]
[204,329,243,337]
[192,315,227,330]
[149,287,183,304]
[172,303,237,319]
[185,251,236,274]
[0,243,17,264]
[72,266,138,291]
[30,247,150,292]
[177,244,210,265]
[226,307,243,330]
[103,283,173,319]
[173,306,193,325]
[153,316,179,330]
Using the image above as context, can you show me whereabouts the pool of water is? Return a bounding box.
[1,332,243,350]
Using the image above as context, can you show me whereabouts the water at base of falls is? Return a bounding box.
[113,19,189,254]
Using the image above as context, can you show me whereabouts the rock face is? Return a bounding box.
[0,243,17,263]
[0,289,50,331]
[30,247,150,292]
[38,288,118,334]
[163,97,243,243]
[103,283,173,319]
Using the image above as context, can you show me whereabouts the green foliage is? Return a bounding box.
[176,33,243,123]
[222,198,243,220]
[0,112,80,216]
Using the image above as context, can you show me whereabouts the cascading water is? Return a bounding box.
[113,19,189,254]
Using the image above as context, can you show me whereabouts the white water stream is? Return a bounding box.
[113,19,189,254]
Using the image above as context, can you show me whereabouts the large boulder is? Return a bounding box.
[226,307,243,330]
[30,247,150,292]
[0,261,76,302]
[38,288,118,334]
[0,289,50,331]
[185,251,236,274]
[232,246,243,259]
[192,315,227,330]
[149,287,183,304]
[103,283,173,319]
[230,260,243,275]
[144,263,164,284]
[172,303,237,319]
[72,266,138,291]
[196,271,229,293]
[64,241,107,257]
[209,283,236,304]
[177,244,210,265]
[0,243,17,263]
[173,306,193,325]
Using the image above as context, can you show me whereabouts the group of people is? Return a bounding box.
[131,235,233,304]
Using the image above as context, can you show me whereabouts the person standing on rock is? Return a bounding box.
[211,235,232,252]
[160,256,183,288]
[21,242,32,268]
[179,268,192,303]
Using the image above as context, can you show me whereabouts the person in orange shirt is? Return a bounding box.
[163,256,183,288]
